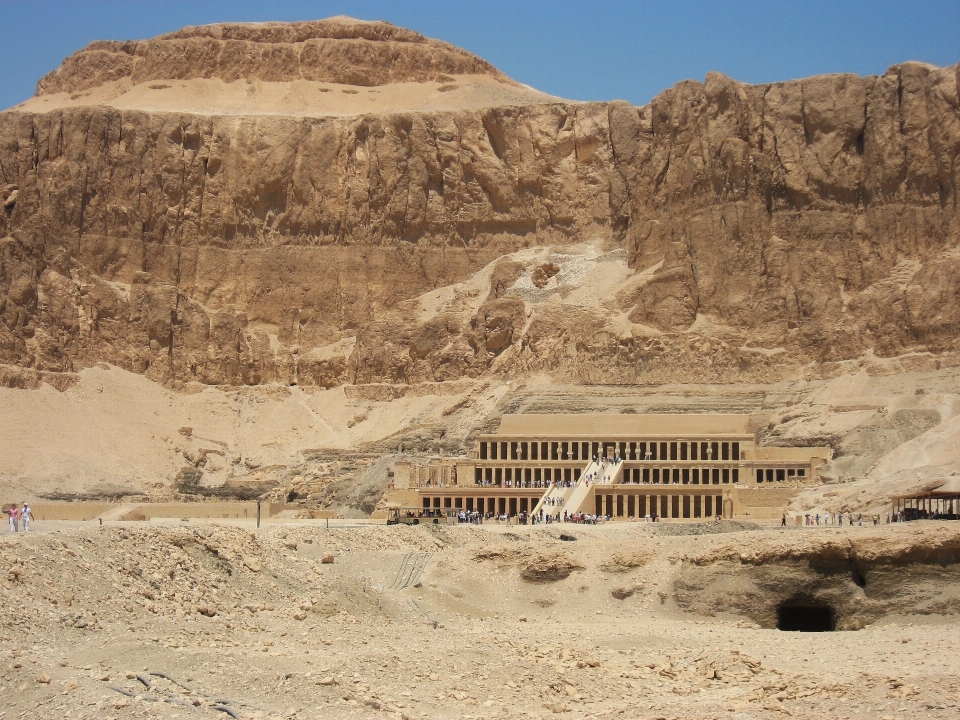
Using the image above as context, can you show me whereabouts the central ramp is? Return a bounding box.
[561,471,601,516]
[532,462,600,515]
[533,460,600,518]
[549,459,623,517]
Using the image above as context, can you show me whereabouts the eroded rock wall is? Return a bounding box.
[36,18,507,94]
[624,62,960,362]
[0,101,627,385]
[392,61,960,385]
[1,60,958,389]
[674,526,960,629]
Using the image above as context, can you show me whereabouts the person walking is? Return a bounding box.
[9,505,19,532]
[20,504,32,532]
[781,513,787,527]
[6,505,16,533]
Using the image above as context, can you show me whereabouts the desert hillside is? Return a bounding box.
[0,18,958,511]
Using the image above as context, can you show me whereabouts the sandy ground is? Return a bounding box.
[0,365,500,499]
[1,520,958,720]
[10,74,563,117]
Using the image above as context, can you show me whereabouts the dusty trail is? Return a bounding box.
[1,520,959,719]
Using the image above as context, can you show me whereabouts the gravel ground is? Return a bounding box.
[1,520,958,720]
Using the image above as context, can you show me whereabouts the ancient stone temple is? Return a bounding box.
[384,415,831,521]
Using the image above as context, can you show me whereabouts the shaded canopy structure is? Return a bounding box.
[891,478,960,520]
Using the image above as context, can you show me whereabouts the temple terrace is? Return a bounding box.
[381,414,831,522]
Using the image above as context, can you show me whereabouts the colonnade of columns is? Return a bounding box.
[596,492,727,520]
[754,467,807,482]
[478,439,742,463]
[619,467,739,485]
[422,495,542,516]
[893,496,957,517]
[420,491,730,520]
[474,466,581,487]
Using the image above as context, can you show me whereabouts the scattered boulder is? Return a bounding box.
[520,552,583,584]
[611,585,639,600]
[531,262,561,289]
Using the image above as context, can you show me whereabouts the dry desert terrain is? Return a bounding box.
[2,519,959,720]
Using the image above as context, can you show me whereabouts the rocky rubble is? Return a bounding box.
[2,521,960,719]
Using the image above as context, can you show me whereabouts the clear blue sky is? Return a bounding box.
[1,0,957,110]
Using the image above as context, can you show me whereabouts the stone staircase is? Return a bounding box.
[561,473,601,516]
[558,459,624,516]
[533,460,599,517]
[597,459,624,485]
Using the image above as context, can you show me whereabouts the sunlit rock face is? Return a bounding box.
[1,19,958,388]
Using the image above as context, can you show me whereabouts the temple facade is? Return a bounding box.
[383,414,831,522]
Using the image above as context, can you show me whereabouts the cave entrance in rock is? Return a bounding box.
[776,601,835,632]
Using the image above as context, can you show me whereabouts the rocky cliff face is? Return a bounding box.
[0,99,621,387]
[1,20,958,391]
[625,65,960,363]
[35,17,507,93]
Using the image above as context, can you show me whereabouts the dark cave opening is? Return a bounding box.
[777,602,836,632]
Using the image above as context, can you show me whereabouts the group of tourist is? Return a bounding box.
[455,510,526,524]
[5,503,33,532]
[623,477,683,485]
[561,512,605,524]
[533,510,613,525]
[576,455,619,485]
[456,510,486,524]
[788,512,882,527]
[453,509,613,525]
[476,478,574,489]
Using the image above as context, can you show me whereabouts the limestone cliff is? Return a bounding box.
[623,66,960,367]
[1,19,958,391]
[35,17,508,94]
